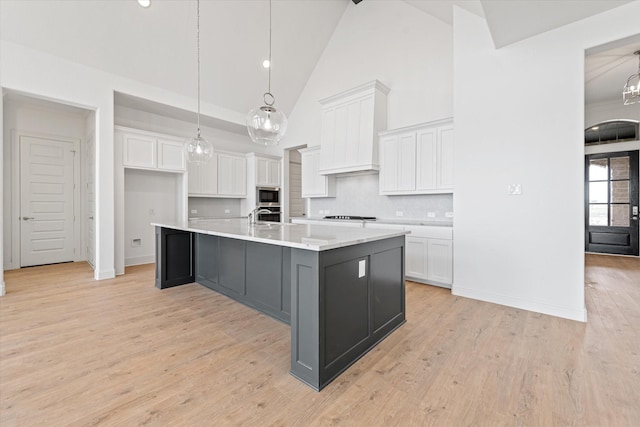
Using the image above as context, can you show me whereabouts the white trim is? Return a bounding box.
[95,268,116,280]
[452,285,587,322]
[10,129,84,268]
[125,255,155,267]
[584,140,640,154]
[0,280,5,296]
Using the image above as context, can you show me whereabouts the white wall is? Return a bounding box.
[281,0,454,222]
[282,0,453,151]
[1,40,246,280]
[124,169,179,267]
[3,98,87,270]
[585,99,640,128]
[452,3,640,322]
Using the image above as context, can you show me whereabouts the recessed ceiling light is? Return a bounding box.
[262,59,270,69]
[138,0,151,8]
[592,126,599,130]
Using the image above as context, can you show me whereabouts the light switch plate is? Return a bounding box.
[358,260,366,278]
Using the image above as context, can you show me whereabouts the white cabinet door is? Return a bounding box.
[379,135,398,193]
[157,138,186,172]
[123,133,156,169]
[300,147,335,198]
[218,153,246,197]
[200,155,218,195]
[268,159,281,187]
[437,125,454,190]
[398,133,416,191]
[188,161,201,194]
[157,139,185,172]
[406,236,428,280]
[427,239,453,284]
[256,157,270,186]
[254,156,281,187]
[416,127,437,191]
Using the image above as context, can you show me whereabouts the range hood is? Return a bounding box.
[317,80,389,176]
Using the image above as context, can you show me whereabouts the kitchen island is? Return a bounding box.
[152,218,407,391]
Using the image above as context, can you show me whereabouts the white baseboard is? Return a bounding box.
[452,285,587,322]
[95,269,116,280]
[125,255,155,267]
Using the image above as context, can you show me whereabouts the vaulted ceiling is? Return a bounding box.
[1,0,636,124]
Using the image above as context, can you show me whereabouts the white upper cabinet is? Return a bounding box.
[318,80,390,175]
[187,154,218,197]
[217,152,247,197]
[299,146,336,198]
[251,154,281,187]
[119,127,185,172]
[379,118,454,195]
[157,138,187,172]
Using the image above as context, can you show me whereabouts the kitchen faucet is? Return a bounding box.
[248,207,272,224]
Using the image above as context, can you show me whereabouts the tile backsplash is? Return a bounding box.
[188,198,242,218]
[309,173,453,221]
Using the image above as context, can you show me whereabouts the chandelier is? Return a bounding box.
[185,0,214,163]
[623,50,640,106]
[246,0,288,146]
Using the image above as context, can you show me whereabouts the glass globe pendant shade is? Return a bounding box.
[246,104,288,146]
[186,134,214,164]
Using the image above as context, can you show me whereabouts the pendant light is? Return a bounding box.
[623,50,640,106]
[246,0,288,146]
[186,0,214,163]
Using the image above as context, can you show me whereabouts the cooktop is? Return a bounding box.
[324,215,376,220]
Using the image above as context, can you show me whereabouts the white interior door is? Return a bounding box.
[20,136,75,267]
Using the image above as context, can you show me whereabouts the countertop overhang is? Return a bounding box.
[152,218,409,251]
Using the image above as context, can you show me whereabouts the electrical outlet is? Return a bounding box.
[508,184,522,195]
[224,209,230,214]
[445,212,454,218]
[191,209,198,214]
[395,211,403,217]
[319,210,325,215]
[427,212,436,218]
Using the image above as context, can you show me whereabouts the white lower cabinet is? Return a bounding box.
[406,236,428,279]
[426,239,453,284]
[366,223,453,288]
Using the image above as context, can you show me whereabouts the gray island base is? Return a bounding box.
[154,219,406,391]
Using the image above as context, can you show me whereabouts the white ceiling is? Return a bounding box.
[586,35,640,105]
[1,0,637,124]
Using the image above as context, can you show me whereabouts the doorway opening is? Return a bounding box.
[3,91,96,271]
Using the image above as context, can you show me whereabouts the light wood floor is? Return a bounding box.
[1,254,638,426]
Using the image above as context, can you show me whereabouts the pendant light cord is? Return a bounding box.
[196,0,202,137]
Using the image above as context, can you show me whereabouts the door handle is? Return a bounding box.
[22,216,34,220]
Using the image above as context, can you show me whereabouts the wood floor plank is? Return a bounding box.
[1,255,639,426]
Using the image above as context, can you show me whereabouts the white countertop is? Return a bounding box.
[292,217,453,227]
[152,218,408,251]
